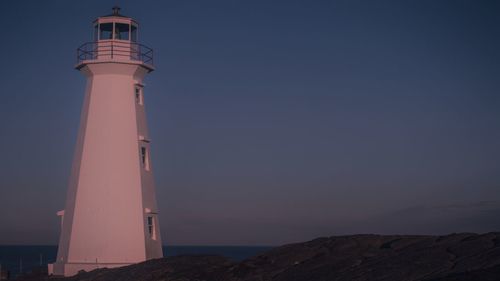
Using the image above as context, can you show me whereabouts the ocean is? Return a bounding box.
[0,245,272,279]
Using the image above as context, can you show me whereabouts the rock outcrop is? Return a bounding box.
[17,232,500,281]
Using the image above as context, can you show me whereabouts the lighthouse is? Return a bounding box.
[49,7,163,276]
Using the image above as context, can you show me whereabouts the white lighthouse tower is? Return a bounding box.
[49,7,163,276]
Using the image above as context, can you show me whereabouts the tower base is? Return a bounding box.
[48,261,133,277]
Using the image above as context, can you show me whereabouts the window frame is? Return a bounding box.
[95,20,136,42]
[135,86,143,105]
[114,22,130,41]
[131,24,138,42]
[147,215,156,240]
[140,146,150,171]
[98,22,114,40]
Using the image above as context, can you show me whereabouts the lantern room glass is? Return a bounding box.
[99,23,113,40]
[131,25,138,42]
[94,25,98,41]
[115,23,130,40]
[97,22,134,41]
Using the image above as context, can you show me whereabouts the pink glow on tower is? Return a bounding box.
[49,7,163,276]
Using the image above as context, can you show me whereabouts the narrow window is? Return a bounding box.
[135,87,143,105]
[94,24,98,41]
[131,25,138,42]
[147,216,156,240]
[141,146,150,171]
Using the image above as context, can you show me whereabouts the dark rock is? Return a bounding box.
[17,233,500,281]
[53,256,234,281]
[424,264,500,281]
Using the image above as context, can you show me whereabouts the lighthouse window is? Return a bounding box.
[141,146,150,170]
[115,23,130,40]
[94,25,98,41]
[131,25,137,42]
[135,87,143,105]
[99,23,113,40]
[147,216,156,240]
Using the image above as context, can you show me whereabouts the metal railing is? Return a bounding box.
[77,41,153,66]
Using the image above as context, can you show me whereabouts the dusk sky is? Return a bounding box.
[0,0,499,246]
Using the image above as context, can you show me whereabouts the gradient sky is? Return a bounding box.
[0,0,499,246]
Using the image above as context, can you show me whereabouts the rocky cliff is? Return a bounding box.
[18,232,500,281]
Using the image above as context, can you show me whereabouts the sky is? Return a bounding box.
[0,0,499,246]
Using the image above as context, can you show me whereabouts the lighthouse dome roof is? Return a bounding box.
[94,6,138,25]
[102,6,128,18]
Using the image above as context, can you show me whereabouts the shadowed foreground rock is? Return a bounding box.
[18,233,500,281]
